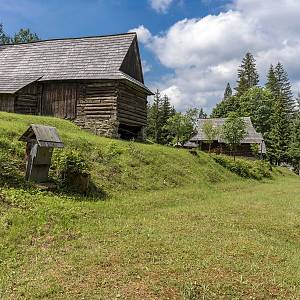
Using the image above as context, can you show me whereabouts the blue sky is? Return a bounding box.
[1,0,300,112]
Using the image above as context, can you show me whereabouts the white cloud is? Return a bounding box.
[149,0,174,13]
[142,60,152,73]
[134,0,300,112]
[128,25,152,44]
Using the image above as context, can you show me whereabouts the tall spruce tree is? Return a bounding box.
[160,95,176,144]
[267,96,291,165]
[274,62,295,115]
[265,65,278,93]
[146,91,176,144]
[266,64,291,165]
[146,90,163,143]
[198,107,208,119]
[235,52,259,97]
[288,110,300,174]
[223,83,233,100]
[0,23,10,44]
[265,63,294,164]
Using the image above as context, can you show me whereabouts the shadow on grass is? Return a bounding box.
[0,167,108,202]
[35,178,108,201]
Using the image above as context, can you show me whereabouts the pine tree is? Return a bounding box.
[0,23,40,45]
[11,28,40,44]
[235,52,259,97]
[160,95,175,144]
[146,90,163,143]
[296,93,300,111]
[267,96,291,165]
[161,95,173,123]
[0,23,10,45]
[223,83,232,100]
[266,65,278,94]
[265,63,295,164]
[198,108,207,119]
[274,62,296,115]
[288,109,300,174]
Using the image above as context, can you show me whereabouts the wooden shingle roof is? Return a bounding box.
[190,117,266,153]
[0,33,152,94]
[19,124,64,148]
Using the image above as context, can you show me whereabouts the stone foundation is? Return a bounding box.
[74,118,120,138]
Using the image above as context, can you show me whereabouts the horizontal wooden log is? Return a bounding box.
[118,116,146,126]
[118,94,147,105]
[119,90,147,102]
[16,100,37,105]
[83,115,113,119]
[118,108,147,119]
[118,102,147,114]
[118,109,147,121]
[82,99,117,105]
[119,84,147,99]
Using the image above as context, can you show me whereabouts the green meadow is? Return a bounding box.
[0,112,299,299]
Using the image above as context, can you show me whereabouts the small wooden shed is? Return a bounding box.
[19,124,64,182]
[0,33,153,139]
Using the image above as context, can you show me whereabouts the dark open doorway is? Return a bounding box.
[118,124,142,140]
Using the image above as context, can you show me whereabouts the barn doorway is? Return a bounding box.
[118,124,142,140]
[40,82,78,119]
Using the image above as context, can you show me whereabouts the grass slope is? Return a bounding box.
[0,112,300,299]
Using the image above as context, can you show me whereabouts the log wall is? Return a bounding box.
[117,82,147,127]
[15,83,42,115]
[74,81,119,137]
[0,94,14,112]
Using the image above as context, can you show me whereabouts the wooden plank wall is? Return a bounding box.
[41,82,78,119]
[0,94,15,112]
[120,39,144,83]
[117,82,147,127]
[15,83,42,115]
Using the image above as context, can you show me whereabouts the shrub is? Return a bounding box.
[52,149,91,193]
[53,149,90,178]
[212,155,272,180]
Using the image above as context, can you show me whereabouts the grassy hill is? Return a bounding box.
[0,112,300,299]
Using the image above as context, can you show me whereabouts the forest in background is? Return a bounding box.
[147,52,300,171]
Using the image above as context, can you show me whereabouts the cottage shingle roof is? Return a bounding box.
[190,117,266,153]
[0,33,152,94]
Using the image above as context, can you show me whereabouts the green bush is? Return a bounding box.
[212,155,272,180]
[52,149,90,178]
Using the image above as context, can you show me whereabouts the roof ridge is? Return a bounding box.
[0,32,136,47]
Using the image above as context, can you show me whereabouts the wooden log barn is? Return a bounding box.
[0,33,153,139]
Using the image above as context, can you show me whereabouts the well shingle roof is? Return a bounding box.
[0,33,152,94]
[19,124,64,148]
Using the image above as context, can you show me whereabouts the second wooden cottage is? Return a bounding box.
[189,117,266,157]
[0,33,153,139]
